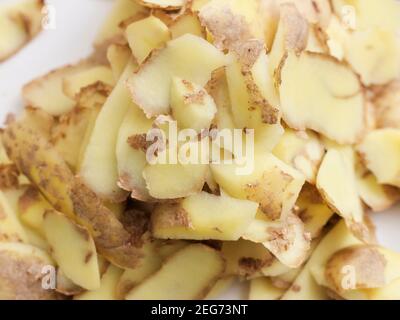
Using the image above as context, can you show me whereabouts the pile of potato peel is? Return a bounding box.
[0,0,400,300]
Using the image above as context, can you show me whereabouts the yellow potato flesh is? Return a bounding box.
[282,221,360,300]
[358,129,400,188]
[279,51,365,144]
[116,106,153,201]
[211,152,305,219]
[80,60,137,201]
[249,277,285,300]
[117,242,162,298]
[0,190,28,243]
[144,162,208,199]
[43,210,100,291]
[127,34,227,117]
[94,0,148,47]
[273,129,324,184]
[221,239,273,278]
[74,264,123,300]
[2,122,143,269]
[106,44,131,81]
[152,191,258,241]
[62,66,115,100]
[0,0,44,62]
[316,148,365,238]
[243,212,311,268]
[125,15,170,64]
[126,244,224,300]
[170,77,217,133]
[18,185,52,236]
[52,107,95,171]
[295,185,333,239]
[170,12,205,39]
[22,62,94,116]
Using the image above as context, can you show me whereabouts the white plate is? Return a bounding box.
[1,0,399,299]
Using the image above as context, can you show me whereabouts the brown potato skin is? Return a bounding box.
[0,249,63,300]
[2,122,143,269]
[325,245,387,293]
[0,0,45,63]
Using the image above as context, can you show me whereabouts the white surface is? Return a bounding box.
[0,0,400,297]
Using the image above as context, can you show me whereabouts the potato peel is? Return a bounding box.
[136,0,185,11]
[2,122,144,269]
[127,34,227,117]
[2,0,400,301]
[279,51,365,144]
[0,0,44,62]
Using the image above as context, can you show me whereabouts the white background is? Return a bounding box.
[0,0,399,298]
